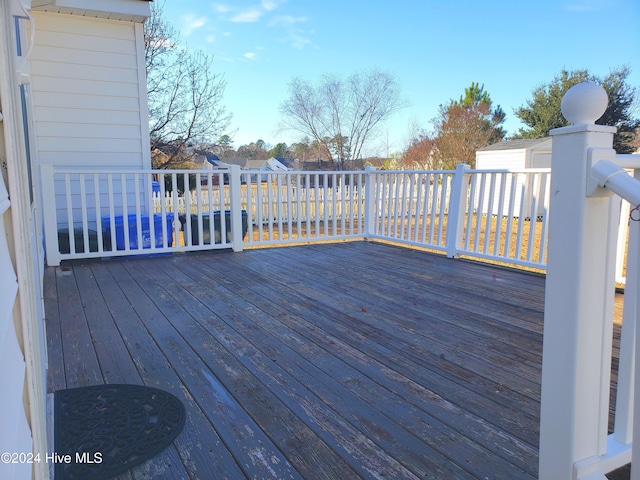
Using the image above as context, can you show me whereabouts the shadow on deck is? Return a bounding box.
[44,241,627,479]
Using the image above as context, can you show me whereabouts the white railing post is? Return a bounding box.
[363,166,377,240]
[539,83,618,479]
[446,163,470,258]
[40,164,61,266]
[229,165,244,252]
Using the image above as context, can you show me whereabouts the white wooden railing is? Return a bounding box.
[539,82,640,479]
[242,170,367,246]
[40,167,243,265]
[42,164,562,267]
[367,166,552,268]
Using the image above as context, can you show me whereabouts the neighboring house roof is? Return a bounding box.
[212,157,247,168]
[204,153,220,166]
[273,157,296,168]
[194,152,219,167]
[214,158,267,169]
[477,137,552,152]
[211,157,297,171]
[246,159,267,169]
[266,158,292,172]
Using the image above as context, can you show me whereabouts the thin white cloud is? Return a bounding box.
[267,13,312,49]
[261,0,280,11]
[269,15,307,27]
[216,52,235,63]
[214,1,287,23]
[212,3,232,14]
[243,52,257,60]
[289,32,312,50]
[210,1,311,50]
[231,8,263,22]
[181,14,207,36]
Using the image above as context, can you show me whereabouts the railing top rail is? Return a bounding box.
[247,170,366,175]
[467,167,552,174]
[369,168,551,175]
[45,167,232,175]
[371,169,456,175]
[45,165,557,176]
[613,153,640,169]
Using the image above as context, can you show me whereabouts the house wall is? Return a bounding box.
[31,12,149,169]
[30,11,151,227]
[0,0,48,478]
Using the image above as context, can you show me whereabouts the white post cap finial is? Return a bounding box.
[561,82,608,125]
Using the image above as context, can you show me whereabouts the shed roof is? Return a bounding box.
[273,157,297,168]
[477,137,552,152]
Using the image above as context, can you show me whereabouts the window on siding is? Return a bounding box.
[14,16,34,205]
[14,16,28,56]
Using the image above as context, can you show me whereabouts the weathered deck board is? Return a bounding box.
[144,258,480,478]
[44,240,628,479]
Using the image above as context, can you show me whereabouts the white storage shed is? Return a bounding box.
[476,137,552,170]
[474,138,552,218]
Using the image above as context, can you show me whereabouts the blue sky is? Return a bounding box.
[161,0,640,156]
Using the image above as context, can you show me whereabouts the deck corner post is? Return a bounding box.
[445,163,470,258]
[539,82,618,480]
[229,164,244,252]
[363,166,377,240]
[40,164,61,266]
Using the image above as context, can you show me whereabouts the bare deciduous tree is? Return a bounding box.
[280,69,406,168]
[145,1,232,169]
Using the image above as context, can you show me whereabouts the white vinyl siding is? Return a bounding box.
[476,148,528,170]
[30,12,148,169]
[0,189,31,480]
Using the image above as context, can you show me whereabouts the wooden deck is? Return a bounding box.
[44,241,627,479]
